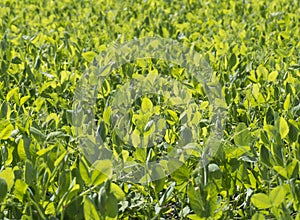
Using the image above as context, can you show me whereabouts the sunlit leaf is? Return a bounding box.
[251,193,272,209]
[84,197,100,220]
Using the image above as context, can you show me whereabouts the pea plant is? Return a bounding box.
[0,0,299,219]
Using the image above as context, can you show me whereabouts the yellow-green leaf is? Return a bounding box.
[14,179,28,202]
[283,94,290,111]
[279,117,289,138]
[251,212,265,220]
[141,97,153,113]
[111,183,125,201]
[269,186,285,206]
[0,168,14,191]
[267,71,278,82]
[273,166,288,179]
[0,120,14,140]
[91,160,112,186]
[82,51,97,62]
[79,160,90,185]
[251,193,272,209]
[17,139,27,160]
[84,197,100,220]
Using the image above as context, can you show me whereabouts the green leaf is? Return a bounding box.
[251,212,265,220]
[288,121,299,142]
[141,97,153,113]
[11,56,22,64]
[260,145,271,167]
[234,123,252,147]
[251,193,272,209]
[187,186,203,217]
[228,53,237,70]
[36,145,55,156]
[131,131,141,148]
[268,71,278,82]
[110,183,125,201]
[186,214,202,220]
[54,151,67,167]
[167,159,190,183]
[64,197,84,220]
[0,167,15,191]
[103,106,111,125]
[0,120,14,140]
[287,159,299,179]
[279,117,289,139]
[166,109,178,125]
[91,160,112,186]
[30,126,46,142]
[25,160,35,185]
[273,166,288,179]
[106,193,118,219]
[283,94,290,111]
[269,186,285,206]
[6,87,19,102]
[14,179,28,202]
[133,147,146,162]
[20,95,30,106]
[79,160,90,185]
[256,65,268,80]
[60,70,71,84]
[151,164,165,193]
[0,178,8,201]
[84,197,100,220]
[45,202,56,215]
[17,139,27,160]
[82,51,97,62]
[265,107,274,125]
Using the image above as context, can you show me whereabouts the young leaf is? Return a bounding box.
[17,139,27,160]
[251,193,272,209]
[0,167,15,191]
[82,51,97,62]
[14,179,28,202]
[283,94,290,111]
[0,120,14,140]
[279,117,289,139]
[141,97,153,113]
[269,186,285,206]
[268,71,278,82]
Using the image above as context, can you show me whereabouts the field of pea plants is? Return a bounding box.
[0,0,299,219]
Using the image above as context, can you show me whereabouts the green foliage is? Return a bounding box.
[0,0,299,219]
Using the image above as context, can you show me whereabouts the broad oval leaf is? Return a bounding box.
[0,120,14,140]
[234,123,252,147]
[91,160,112,186]
[269,186,285,206]
[251,193,272,209]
